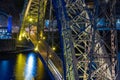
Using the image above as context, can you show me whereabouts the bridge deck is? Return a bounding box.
[29,32,63,80]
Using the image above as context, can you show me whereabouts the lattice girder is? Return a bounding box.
[53,0,118,80]
[19,0,47,40]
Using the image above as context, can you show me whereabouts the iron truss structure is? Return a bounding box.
[19,0,47,41]
[52,0,120,80]
[19,0,120,80]
[19,0,64,80]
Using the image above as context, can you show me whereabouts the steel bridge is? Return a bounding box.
[18,0,120,80]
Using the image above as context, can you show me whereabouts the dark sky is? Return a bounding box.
[0,0,24,25]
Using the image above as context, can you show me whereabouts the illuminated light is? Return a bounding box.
[45,20,49,28]
[43,36,46,40]
[22,32,26,37]
[52,47,56,51]
[116,19,120,28]
[1,61,9,79]
[49,54,52,58]
[27,55,34,68]
[117,19,120,24]
[19,36,22,41]
[38,41,41,43]
[97,18,105,27]
[34,45,39,51]
[36,59,44,79]
[29,18,33,22]
[1,61,9,71]
[15,53,26,80]
[40,31,43,38]
[25,53,36,80]
[7,16,12,33]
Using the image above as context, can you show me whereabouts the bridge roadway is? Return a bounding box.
[26,31,63,80]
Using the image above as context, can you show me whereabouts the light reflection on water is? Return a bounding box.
[14,53,26,80]
[0,60,13,80]
[0,52,50,80]
[24,53,37,80]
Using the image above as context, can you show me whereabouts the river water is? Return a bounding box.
[0,51,51,80]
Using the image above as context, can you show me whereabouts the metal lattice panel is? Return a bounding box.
[19,0,47,40]
[52,0,119,80]
[19,0,119,80]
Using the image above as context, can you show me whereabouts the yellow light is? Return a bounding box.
[43,36,46,40]
[15,53,26,80]
[38,41,41,43]
[49,54,52,58]
[34,45,38,51]
[40,31,43,38]
[22,32,26,37]
[19,36,22,41]
[29,18,33,22]
[52,47,56,51]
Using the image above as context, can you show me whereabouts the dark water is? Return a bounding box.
[0,51,51,80]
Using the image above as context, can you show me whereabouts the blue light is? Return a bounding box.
[24,53,37,80]
[0,61,12,80]
[1,61,9,72]
[97,18,105,27]
[117,19,120,23]
[45,20,49,28]
[116,19,120,28]
[27,55,34,68]
[7,16,12,33]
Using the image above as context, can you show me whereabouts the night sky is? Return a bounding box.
[0,0,24,25]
